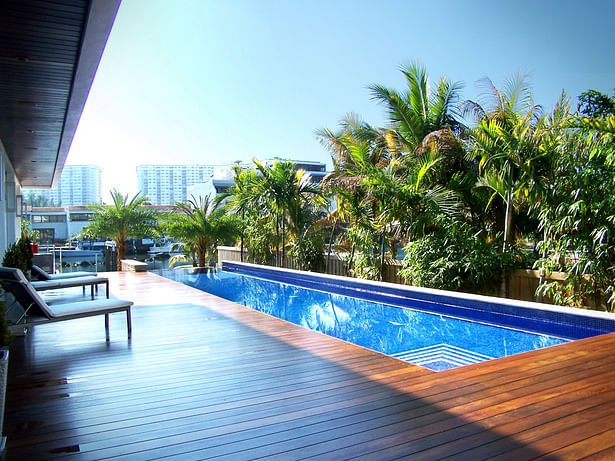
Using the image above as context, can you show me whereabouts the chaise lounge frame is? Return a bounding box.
[0,267,132,340]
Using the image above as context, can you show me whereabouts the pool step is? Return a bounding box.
[392,344,494,371]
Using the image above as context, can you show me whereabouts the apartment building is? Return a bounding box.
[23,165,102,206]
[136,164,215,205]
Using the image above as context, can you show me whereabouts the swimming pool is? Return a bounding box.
[158,262,615,371]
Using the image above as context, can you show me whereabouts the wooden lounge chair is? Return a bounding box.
[31,264,94,280]
[0,267,132,340]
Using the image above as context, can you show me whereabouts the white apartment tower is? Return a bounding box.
[23,165,102,206]
[136,164,215,205]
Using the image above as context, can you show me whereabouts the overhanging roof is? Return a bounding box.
[0,0,120,188]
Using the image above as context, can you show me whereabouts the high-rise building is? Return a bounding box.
[136,164,215,205]
[23,165,102,206]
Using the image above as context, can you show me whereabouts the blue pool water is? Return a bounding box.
[159,269,569,371]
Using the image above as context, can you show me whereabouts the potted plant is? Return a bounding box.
[21,223,39,254]
[1,233,33,279]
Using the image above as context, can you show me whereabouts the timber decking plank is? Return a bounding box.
[14,344,612,450]
[4,271,615,460]
[315,372,615,460]
[98,348,615,456]
[534,428,615,460]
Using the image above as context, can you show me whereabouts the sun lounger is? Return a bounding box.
[31,264,94,281]
[32,276,109,299]
[0,267,132,340]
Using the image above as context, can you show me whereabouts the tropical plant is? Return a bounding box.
[464,73,547,250]
[83,190,158,270]
[399,217,529,292]
[577,89,615,118]
[317,115,395,278]
[223,165,260,262]
[535,106,615,311]
[369,62,464,149]
[369,63,475,200]
[1,233,33,277]
[317,111,459,280]
[161,194,239,267]
[249,159,323,267]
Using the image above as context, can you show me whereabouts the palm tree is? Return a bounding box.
[251,159,321,267]
[369,63,464,154]
[223,165,260,262]
[84,190,158,270]
[464,73,546,250]
[318,113,458,279]
[162,194,239,268]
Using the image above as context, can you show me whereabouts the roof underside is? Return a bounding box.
[0,0,120,188]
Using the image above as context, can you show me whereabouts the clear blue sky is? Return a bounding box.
[66,0,615,202]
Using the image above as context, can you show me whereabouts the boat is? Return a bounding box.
[147,240,182,257]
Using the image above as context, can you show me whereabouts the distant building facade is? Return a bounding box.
[23,165,102,206]
[139,159,328,206]
[26,206,96,244]
[137,164,215,205]
[185,158,329,206]
[26,204,177,244]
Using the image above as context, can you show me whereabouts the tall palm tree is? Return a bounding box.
[251,159,321,267]
[464,73,546,249]
[369,63,464,150]
[223,165,260,262]
[162,194,239,268]
[84,190,158,270]
[318,113,457,279]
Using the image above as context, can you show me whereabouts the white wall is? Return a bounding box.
[0,142,21,258]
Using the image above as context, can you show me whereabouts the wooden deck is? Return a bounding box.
[5,271,615,460]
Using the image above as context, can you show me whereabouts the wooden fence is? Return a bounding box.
[217,246,606,309]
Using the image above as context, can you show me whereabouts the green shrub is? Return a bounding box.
[288,232,324,272]
[2,234,33,276]
[399,218,529,292]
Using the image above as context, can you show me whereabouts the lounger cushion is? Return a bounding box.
[46,298,132,318]
[32,276,107,291]
[31,264,95,281]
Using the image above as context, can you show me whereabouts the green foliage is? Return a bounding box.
[577,89,615,118]
[288,231,324,272]
[224,160,325,268]
[347,225,382,280]
[465,73,548,248]
[161,195,240,267]
[368,62,464,149]
[2,233,33,276]
[82,190,159,269]
[536,118,615,310]
[317,107,461,281]
[244,218,278,265]
[399,218,528,291]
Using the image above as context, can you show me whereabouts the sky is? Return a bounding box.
[66,0,615,202]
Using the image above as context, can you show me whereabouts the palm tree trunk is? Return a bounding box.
[379,233,385,281]
[240,209,245,263]
[325,218,337,274]
[116,241,126,271]
[347,245,355,277]
[501,187,513,297]
[274,213,280,267]
[198,250,205,268]
[282,213,286,268]
[503,189,512,252]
